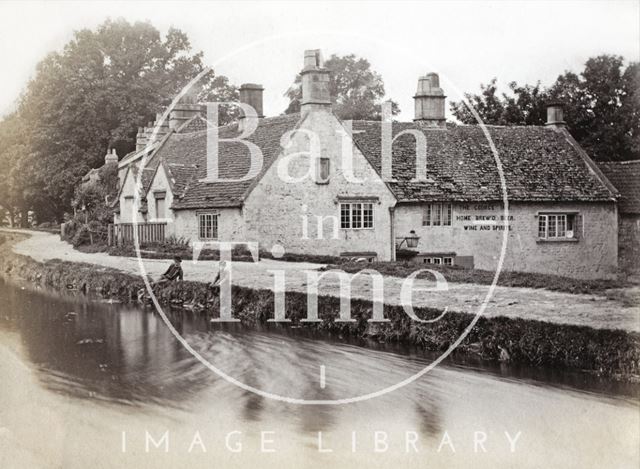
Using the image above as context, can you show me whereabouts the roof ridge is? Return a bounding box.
[170,113,302,137]
[598,159,640,165]
[351,120,553,130]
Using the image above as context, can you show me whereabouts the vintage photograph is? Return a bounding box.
[0,1,638,468]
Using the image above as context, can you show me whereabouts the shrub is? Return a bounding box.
[71,225,91,247]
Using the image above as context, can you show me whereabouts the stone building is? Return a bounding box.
[597,160,640,274]
[112,49,621,280]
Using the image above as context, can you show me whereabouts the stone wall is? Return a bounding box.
[394,201,618,279]
[172,207,245,244]
[619,214,640,274]
[243,110,397,260]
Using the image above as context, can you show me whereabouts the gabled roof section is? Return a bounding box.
[597,160,640,214]
[351,121,617,203]
[118,141,161,168]
[147,114,301,209]
[176,114,209,133]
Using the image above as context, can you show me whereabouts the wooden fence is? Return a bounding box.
[108,222,167,246]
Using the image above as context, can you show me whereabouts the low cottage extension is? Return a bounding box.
[597,160,640,274]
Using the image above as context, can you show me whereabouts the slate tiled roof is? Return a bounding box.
[133,114,615,210]
[145,114,301,209]
[597,160,640,213]
[140,155,161,190]
[351,121,616,203]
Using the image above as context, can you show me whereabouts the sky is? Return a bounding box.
[0,0,638,121]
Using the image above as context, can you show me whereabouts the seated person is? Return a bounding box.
[156,256,184,284]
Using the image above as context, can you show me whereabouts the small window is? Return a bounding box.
[423,203,452,226]
[123,196,134,216]
[198,213,218,240]
[432,257,442,265]
[340,204,351,229]
[340,202,374,229]
[538,213,577,240]
[154,192,166,220]
[156,198,166,219]
[423,205,431,226]
[352,203,362,229]
[433,205,442,226]
[363,203,374,228]
[318,157,330,183]
[443,257,453,266]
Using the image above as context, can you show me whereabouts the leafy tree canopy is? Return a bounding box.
[284,53,400,120]
[450,55,639,161]
[0,18,238,223]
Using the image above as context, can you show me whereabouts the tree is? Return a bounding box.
[64,163,119,246]
[549,55,639,161]
[284,53,400,120]
[501,82,548,125]
[6,18,238,222]
[450,78,507,125]
[450,55,639,161]
[0,113,35,227]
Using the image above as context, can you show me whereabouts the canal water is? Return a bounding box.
[0,279,638,468]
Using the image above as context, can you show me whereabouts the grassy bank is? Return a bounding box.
[98,243,341,264]
[325,261,631,295]
[82,240,629,294]
[1,232,638,382]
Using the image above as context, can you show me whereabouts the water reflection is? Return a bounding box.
[0,280,638,469]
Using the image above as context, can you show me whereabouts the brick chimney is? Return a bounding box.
[545,101,566,128]
[104,148,118,165]
[136,114,170,151]
[169,103,206,130]
[300,49,331,114]
[169,94,206,131]
[238,83,264,132]
[155,112,171,135]
[414,73,446,126]
[239,83,264,118]
[136,127,147,152]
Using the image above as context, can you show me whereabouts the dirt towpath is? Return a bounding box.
[5,229,639,332]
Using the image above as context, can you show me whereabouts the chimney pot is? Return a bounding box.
[304,49,323,69]
[414,73,446,126]
[104,147,118,165]
[136,126,149,152]
[300,49,332,113]
[546,101,566,128]
[239,83,264,118]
